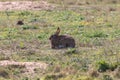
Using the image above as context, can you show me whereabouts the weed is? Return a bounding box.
[18,11,32,16]
[96,60,119,72]
[37,33,47,40]
[22,77,29,80]
[110,62,119,71]
[18,42,26,49]
[96,60,110,72]
[65,48,77,55]
[22,25,38,30]
[85,31,108,38]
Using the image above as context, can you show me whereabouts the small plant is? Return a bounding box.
[37,33,47,40]
[96,60,110,72]
[22,77,29,80]
[22,25,38,30]
[18,11,32,16]
[65,48,77,55]
[96,60,119,73]
[29,18,38,23]
[109,62,119,71]
[18,42,26,49]
[85,31,108,38]
[106,23,113,27]
[112,29,120,38]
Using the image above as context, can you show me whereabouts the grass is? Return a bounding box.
[0,0,120,80]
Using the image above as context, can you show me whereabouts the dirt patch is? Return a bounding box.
[0,1,54,11]
[0,60,48,74]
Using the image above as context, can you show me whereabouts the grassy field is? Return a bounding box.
[0,0,120,80]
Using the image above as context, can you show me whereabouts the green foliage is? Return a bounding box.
[37,34,47,39]
[29,18,38,22]
[65,48,77,55]
[85,31,108,38]
[22,77,29,80]
[112,29,120,38]
[59,75,94,80]
[96,60,110,72]
[0,0,120,80]
[18,42,25,49]
[18,11,33,16]
[110,62,120,71]
[44,10,84,22]
[106,23,113,27]
[22,25,38,30]
[96,60,119,72]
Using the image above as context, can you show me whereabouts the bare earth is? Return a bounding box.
[0,1,54,11]
[0,60,48,74]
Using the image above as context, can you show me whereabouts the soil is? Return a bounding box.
[0,1,54,11]
[0,60,48,74]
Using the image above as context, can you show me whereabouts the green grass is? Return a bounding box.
[0,0,120,80]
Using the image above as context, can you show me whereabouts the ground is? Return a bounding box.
[0,1,52,77]
[0,1,54,11]
[0,0,120,80]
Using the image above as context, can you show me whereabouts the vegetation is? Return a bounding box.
[0,0,120,80]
